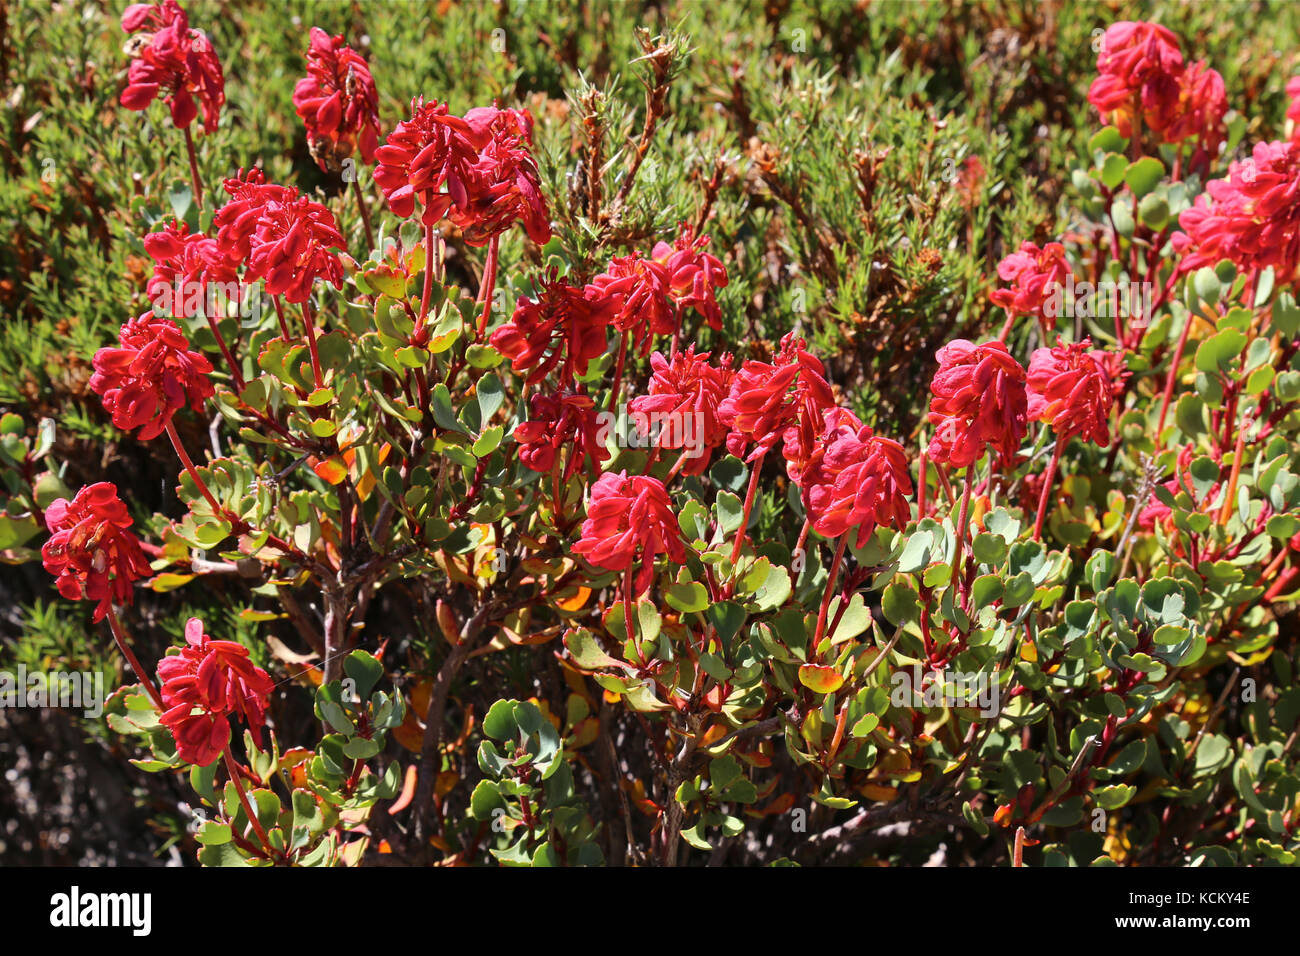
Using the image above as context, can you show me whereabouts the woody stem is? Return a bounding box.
[351,173,375,256]
[165,419,223,518]
[223,746,275,858]
[183,126,203,210]
[1033,440,1064,541]
[105,606,165,712]
[475,235,500,338]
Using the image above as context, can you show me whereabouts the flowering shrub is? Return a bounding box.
[5,3,1300,870]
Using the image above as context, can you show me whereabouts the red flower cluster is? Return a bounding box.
[572,471,686,596]
[294,27,381,172]
[374,99,549,245]
[120,0,224,133]
[926,339,1027,469]
[143,219,237,316]
[91,312,214,440]
[803,416,913,547]
[783,404,863,489]
[451,107,551,246]
[42,483,151,622]
[590,253,675,354]
[211,170,345,301]
[244,195,346,302]
[1176,140,1300,280]
[489,273,616,385]
[719,332,835,462]
[989,241,1071,334]
[1026,338,1116,447]
[514,389,609,479]
[157,618,274,766]
[651,225,729,331]
[628,347,734,475]
[1288,77,1300,139]
[212,168,299,266]
[1087,20,1225,162]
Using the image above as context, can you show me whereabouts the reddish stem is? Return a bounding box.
[476,235,500,338]
[950,467,974,587]
[105,607,165,712]
[300,300,326,391]
[730,451,766,566]
[414,221,437,342]
[351,173,375,256]
[813,536,849,649]
[183,126,204,210]
[1155,305,1196,439]
[165,419,223,518]
[223,746,276,860]
[1033,440,1065,541]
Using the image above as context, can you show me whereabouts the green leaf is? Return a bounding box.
[1124,157,1164,197]
[343,650,384,700]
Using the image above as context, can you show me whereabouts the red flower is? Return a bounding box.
[719,332,834,462]
[1026,338,1117,447]
[1087,21,1184,140]
[373,97,492,227]
[652,225,729,330]
[572,471,686,596]
[1176,140,1300,280]
[1165,61,1228,169]
[451,106,551,246]
[143,219,238,316]
[514,389,609,479]
[41,482,151,622]
[242,194,346,303]
[926,339,1027,469]
[628,347,734,475]
[157,618,274,766]
[804,419,913,546]
[1288,76,1300,136]
[989,241,1071,334]
[489,272,617,385]
[91,312,214,440]
[293,27,381,172]
[590,253,676,354]
[783,404,862,489]
[120,1,224,133]
[212,168,299,268]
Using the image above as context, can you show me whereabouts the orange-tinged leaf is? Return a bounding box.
[386,765,419,815]
[555,586,592,612]
[798,664,844,694]
[569,717,600,749]
[313,455,348,485]
[1020,640,1038,663]
[434,770,459,798]
[859,783,899,802]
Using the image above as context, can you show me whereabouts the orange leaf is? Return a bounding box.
[554,586,592,612]
[313,456,348,485]
[798,664,844,694]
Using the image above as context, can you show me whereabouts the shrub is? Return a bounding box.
[4,1,1300,868]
